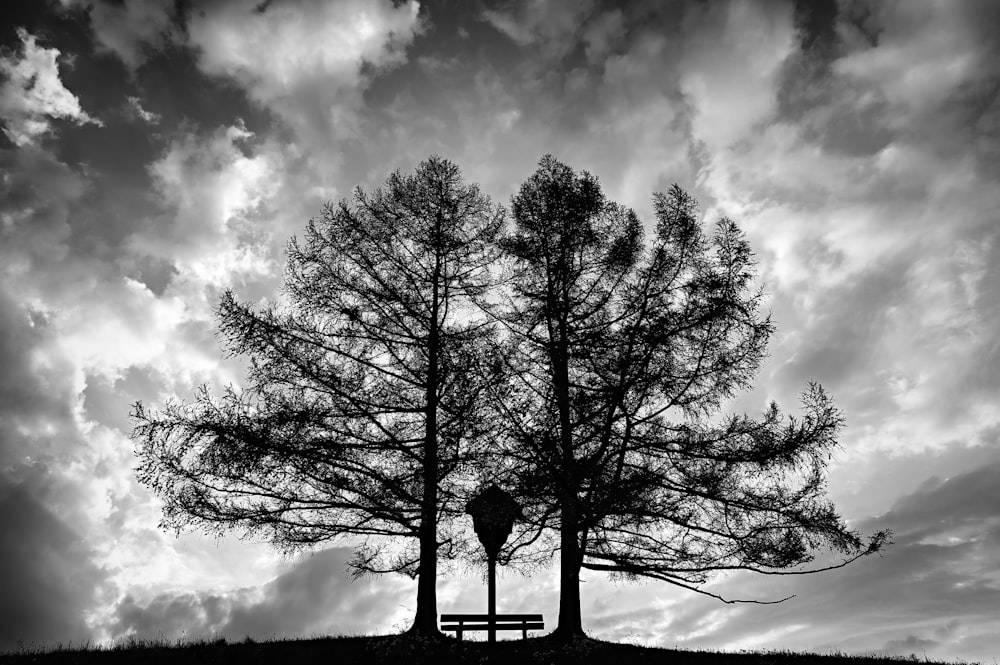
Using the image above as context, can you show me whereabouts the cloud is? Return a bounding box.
[125,96,160,124]
[0,294,78,493]
[2,2,999,660]
[186,0,421,143]
[0,481,110,651]
[357,4,699,217]
[583,446,1000,662]
[0,132,280,649]
[128,122,282,296]
[62,0,178,71]
[0,143,208,385]
[0,148,90,481]
[107,548,412,641]
[0,28,102,146]
[881,634,939,656]
[0,144,86,290]
[0,266,124,646]
[62,0,422,149]
[679,1,795,155]
[581,8,625,65]
[481,0,595,59]
[673,0,1000,463]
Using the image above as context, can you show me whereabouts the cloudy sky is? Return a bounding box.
[1,0,999,661]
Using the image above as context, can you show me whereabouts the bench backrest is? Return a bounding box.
[440,613,542,622]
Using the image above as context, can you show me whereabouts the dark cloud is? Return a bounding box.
[481,0,596,63]
[792,0,838,58]
[0,285,119,654]
[0,146,85,271]
[0,287,81,500]
[881,635,939,656]
[1,1,1000,661]
[65,0,179,71]
[885,459,1000,530]
[0,481,109,651]
[775,0,1000,168]
[0,292,61,443]
[107,548,408,642]
[611,446,1000,659]
[774,0,840,126]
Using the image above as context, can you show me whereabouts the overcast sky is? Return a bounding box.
[1,0,999,661]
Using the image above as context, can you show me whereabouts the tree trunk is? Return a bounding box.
[554,491,585,638]
[410,401,440,634]
[411,254,442,637]
[411,507,438,634]
[551,293,585,639]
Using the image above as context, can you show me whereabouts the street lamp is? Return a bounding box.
[465,484,522,643]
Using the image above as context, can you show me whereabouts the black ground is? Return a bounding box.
[0,634,967,665]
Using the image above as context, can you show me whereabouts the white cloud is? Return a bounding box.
[0,127,289,644]
[126,96,161,124]
[55,278,190,381]
[679,1,795,154]
[0,29,102,146]
[0,141,293,651]
[133,122,280,291]
[187,0,421,141]
[4,1,1000,658]
[103,548,412,643]
[677,1,1000,465]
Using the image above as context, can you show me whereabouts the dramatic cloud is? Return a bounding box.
[683,0,1000,467]
[187,0,422,143]
[107,548,412,642]
[0,482,110,651]
[0,28,101,146]
[2,1,999,661]
[638,447,1000,663]
[133,122,279,289]
[60,0,178,71]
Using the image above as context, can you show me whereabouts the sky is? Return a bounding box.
[0,0,998,660]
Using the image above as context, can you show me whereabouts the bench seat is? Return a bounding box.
[440,613,544,640]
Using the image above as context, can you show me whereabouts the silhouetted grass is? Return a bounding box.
[0,634,975,665]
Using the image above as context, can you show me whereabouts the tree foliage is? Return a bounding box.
[132,153,889,640]
[491,156,889,636]
[132,157,504,635]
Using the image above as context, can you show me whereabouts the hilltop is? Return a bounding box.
[0,634,969,665]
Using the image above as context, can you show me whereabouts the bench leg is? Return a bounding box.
[522,626,527,639]
[457,629,463,641]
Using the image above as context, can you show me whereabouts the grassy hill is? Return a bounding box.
[0,634,969,665]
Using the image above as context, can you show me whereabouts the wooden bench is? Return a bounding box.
[440,613,544,640]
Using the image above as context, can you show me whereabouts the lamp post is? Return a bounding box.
[465,484,522,644]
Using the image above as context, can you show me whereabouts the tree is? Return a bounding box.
[493,156,889,638]
[131,157,505,636]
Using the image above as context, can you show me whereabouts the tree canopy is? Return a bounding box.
[491,156,889,637]
[133,154,888,641]
[132,156,504,635]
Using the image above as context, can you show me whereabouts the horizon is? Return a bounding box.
[1,1,998,663]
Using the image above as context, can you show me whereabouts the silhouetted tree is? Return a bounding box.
[132,157,504,636]
[493,156,889,639]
